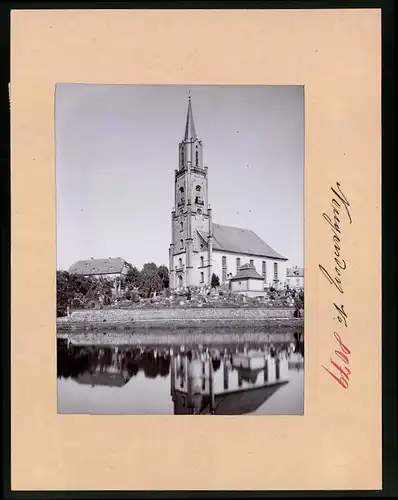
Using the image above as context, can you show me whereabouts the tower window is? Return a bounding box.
[195,151,199,165]
[200,256,204,267]
[180,239,184,249]
[179,186,185,204]
[250,259,254,266]
[180,221,183,231]
[200,272,204,283]
[179,258,182,267]
[195,185,201,192]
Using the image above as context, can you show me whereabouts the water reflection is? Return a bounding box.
[57,335,304,415]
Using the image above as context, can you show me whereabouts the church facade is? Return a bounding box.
[169,95,288,291]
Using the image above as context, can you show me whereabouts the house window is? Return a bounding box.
[262,261,266,278]
[274,262,278,280]
[236,257,241,271]
[222,256,227,282]
[200,272,204,283]
[180,239,184,249]
[200,256,204,267]
[180,221,183,231]
[296,279,300,285]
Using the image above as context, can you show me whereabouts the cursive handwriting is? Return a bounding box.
[322,304,351,389]
[319,183,352,294]
[319,183,352,389]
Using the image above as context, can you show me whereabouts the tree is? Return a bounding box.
[57,270,73,316]
[124,266,141,289]
[139,263,163,298]
[157,265,170,289]
[211,273,220,288]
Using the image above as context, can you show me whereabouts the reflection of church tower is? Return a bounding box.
[169,93,213,290]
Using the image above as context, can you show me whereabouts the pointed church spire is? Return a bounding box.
[184,91,197,141]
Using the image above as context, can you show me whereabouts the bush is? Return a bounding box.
[211,274,220,288]
[57,303,67,317]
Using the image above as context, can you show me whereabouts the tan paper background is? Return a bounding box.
[10,9,381,491]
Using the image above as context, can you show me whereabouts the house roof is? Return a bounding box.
[198,223,287,260]
[287,267,304,277]
[68,257,127,276]
[211,383,288,415]
[230,263,264,281]
[172,382,288,415]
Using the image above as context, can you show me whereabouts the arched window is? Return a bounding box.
[195,150,199,165]
[179,186,184,205]
[195,185,203,205]
[200,256,204,267]
[200,272,204,283]
[222,256,227,282]
[180,221,183,231]
[180,239,184,249]
[179,258,182,267]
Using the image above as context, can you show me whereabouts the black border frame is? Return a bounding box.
[2,1,396,498]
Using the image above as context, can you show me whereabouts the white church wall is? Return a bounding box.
[212,251,288,288]
[230,279,248,292]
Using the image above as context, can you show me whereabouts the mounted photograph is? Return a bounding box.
[56,84,304,415]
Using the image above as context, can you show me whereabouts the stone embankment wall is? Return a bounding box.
[57,307,303,332]
[62,307,294,323]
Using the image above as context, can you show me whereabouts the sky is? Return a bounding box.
[55,84,304,271]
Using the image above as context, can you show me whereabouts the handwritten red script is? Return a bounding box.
[319,183,353,389]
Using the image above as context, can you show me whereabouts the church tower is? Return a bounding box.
[169,93,213,290]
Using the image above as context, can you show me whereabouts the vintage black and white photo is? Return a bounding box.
[56,84,304,415]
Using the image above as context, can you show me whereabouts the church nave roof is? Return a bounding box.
[197,223,287,260]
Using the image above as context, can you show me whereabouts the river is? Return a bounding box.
[57,330,304,416]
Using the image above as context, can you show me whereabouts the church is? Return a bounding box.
[169,94,288,291]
